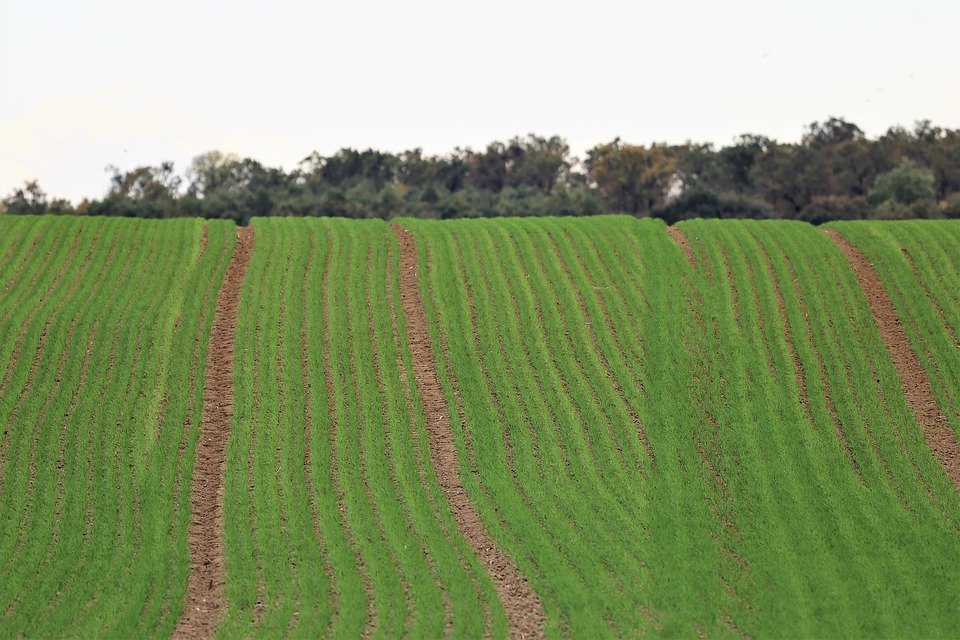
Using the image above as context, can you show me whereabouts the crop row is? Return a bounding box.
[0,216,234,637]
[1,214,959,638]
[405,215,960,637]
[219,218,501,638]
[827,221,960,450]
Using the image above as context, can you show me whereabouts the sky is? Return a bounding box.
[2,0,959,202]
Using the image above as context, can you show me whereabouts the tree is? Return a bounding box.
[869,158,936,206]
[2,180,74,215]
[585,140,677,214]
[802,117,864,149]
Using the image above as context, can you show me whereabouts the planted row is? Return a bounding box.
[0,215,234,637]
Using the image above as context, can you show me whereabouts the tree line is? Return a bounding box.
[4,118,960,224]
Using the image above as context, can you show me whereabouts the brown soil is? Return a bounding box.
[667,226,695,266]
[391,224,546,640]
[385,238,458,635]
[826,229,960,493]
[173,226,254,639]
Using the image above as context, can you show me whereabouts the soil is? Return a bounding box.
[667,226,695,266]
[826,229,960,493]
[391,224,546,639]
[173,226,254,639]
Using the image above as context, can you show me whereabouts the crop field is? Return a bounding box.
[0,216,235,636]
[1,214,959,639]
[826,220,960,479]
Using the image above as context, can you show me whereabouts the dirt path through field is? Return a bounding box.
[174,226,254,639]
[826,229,960,493]
[667,226,695,266]
[391,224,545,639]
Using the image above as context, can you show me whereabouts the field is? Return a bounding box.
[0,214,959,638]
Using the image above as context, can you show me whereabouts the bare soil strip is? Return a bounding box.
[391,224,545,640]
[174,226,254,639]
[386,238,459,636]
[667,226,695,266]
[827,229,960,493]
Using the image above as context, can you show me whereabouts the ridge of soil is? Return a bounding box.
[391,224,546,640]
[173,226,254,639]
[826,229,960,493]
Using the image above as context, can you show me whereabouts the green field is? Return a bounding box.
[1,214,959,639]
[826,221,960,446]
[0,216,234,636]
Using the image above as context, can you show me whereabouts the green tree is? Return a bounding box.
[585,140,677,214]
[869,158,936,206]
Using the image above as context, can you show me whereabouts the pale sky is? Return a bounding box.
[2,0,959,202]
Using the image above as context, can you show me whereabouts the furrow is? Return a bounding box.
[391,224,546,640]
[826,230,960,492]
[174,226,253,639]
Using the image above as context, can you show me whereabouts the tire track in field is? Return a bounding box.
[162,227,228,630]
[174,226,254,640]
[387,237,462,637]
[667,226,695,266]
[391,224,545,640]
[821,244,946,519]
[368,239,449,634]
[827,229,960,493]
[417,237,504,638]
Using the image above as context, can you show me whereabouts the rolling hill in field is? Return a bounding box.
[0,214,958,639]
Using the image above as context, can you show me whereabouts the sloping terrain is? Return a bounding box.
[1,214,959,639]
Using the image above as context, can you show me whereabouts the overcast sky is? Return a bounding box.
[2,0,959,202]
